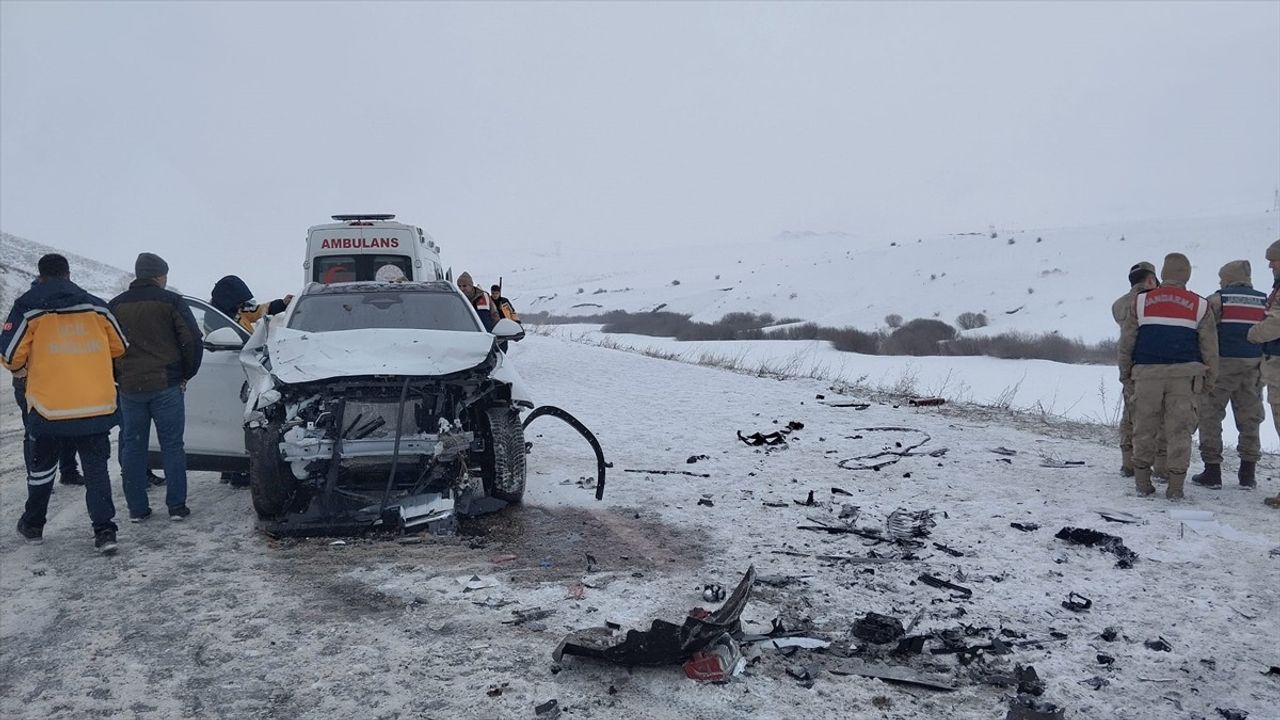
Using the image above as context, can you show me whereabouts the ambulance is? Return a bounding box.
[303,214,445,285]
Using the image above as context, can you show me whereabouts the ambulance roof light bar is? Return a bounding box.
[332,213,396,222]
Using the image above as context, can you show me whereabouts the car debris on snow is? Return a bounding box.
[908,397,946,407]
[1096,509,1142,524]
[1061,592,1092,612]
[990,446,1019,456]
[1009,522,1040,532]
[682,634,745,683]
[851,612,905,644]
[1039,458,1086,468]
[829,659,956,692]
[533,699,561,719]
[623,468,711,478]
[553,566,755,667]
[918,573,973,599]
[1005,694,1065,720]
[837,427,946,471]
[1054,526,1138,568]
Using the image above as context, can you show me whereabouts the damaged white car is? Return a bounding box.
[239,280,531,535]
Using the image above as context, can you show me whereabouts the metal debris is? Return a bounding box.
[830,660,956,692]
[1061,592,1092,612]
[1010,522,1040,532]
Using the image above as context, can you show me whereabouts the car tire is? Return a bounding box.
[480,407,526,504]
[246,426,299,519]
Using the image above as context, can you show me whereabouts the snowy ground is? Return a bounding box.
[541,323,1275,452]
[2,334,1278,720]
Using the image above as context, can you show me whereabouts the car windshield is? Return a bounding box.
[287,291,480,333]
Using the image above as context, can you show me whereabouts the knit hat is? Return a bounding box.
[1218,260,1251,287]
[135,252,169,280]
[1267,240,1280,262]
[1161,253,1192,287]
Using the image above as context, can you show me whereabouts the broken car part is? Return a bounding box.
[852,613,905,645]
[522,405,607,501]
[1061,592,1092,612]
[1055,526,1138,569]
[837,427,944,471]
[553,566,755,667]
[1006,695,1065,720]
[830,660,956,692]
[682,634,745,683]
[918,573,973,599]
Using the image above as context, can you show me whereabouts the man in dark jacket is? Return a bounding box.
[2,254,127,553]
[110,253,203,521]
[210,275,291,333]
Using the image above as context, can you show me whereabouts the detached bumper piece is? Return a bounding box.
[261,491,467,538]
[553,566,755,667]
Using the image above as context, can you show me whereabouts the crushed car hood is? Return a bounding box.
[255,324,496,384]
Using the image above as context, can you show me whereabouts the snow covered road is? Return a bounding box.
[2,335,1278,719]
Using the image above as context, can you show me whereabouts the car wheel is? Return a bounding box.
[246,426,299,519]
[479,406,526,504]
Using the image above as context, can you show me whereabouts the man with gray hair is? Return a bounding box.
[109,253,203,522]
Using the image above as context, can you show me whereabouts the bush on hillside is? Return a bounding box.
[883,318,957,356]
[956,312,988,330]
[884,313,903,329]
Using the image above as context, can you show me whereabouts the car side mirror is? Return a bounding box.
[205,326,244,350]
[492,318,525,343]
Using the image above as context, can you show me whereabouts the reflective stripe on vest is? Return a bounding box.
[1218,286,1266,358]
[1133,287,1206,365]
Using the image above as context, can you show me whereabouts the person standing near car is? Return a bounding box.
[490,284,521,324]
[456,272,496,331]
[1246,239,1280,509]
[210,275,292,334]
[1118,253,1218,499]
[2,254,127,553]
[110,253,204,522]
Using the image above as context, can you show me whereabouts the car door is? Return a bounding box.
[147,297,251,471]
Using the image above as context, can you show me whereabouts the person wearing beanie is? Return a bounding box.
[1118,253,1219,499]
[1246,239,1280,509]
[1111,261,1163,477]
[109,253,204,522]
[456,271,496,331]
[2,254,127,553]
[210,275,292,334]
[1191,261,1265,490]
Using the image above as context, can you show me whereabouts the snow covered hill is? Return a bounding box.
[491,211,1280,343]
[0,232,134,312]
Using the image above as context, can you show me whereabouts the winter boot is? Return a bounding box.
[1238,461,1257,488]
[1120,451,1135,478]
[1191,464,1222,489]
[1152,461,1169,481]
[1166,472,1186,499]
[1134,468,1156,497]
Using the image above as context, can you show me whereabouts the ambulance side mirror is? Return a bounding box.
[205,326,244,350]
[492,318,525,343]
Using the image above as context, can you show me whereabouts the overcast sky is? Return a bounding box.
[2,1,1278,298]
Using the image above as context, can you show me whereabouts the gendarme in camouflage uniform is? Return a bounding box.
[1245,239,1280,509]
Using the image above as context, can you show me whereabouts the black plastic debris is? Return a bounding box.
[1040,458,1086,468]
[1061,592,1092,612]
[795,490,816,507]
[1016,665,1045,696]
[697,498,715,507]
[919,573,973,599]
[1145,637,1172,652]
[933,542,965,557]
[686,454,710,464]
[990,447,1018,456]
[553,566,755,666]
[738,431,788,447]
[1054,526,1138,569]
[1097,653,1115,666]
[831,486,853,496]
[1100,626,1119,642]
[1216,709,1249,720]
[1097,510,1141,524]
[1010,522,1040,532]
[837,427,936,471]
[702,584,726,602]
[1005,695,1065,720]
[786,421,805,431]
[852,613,905,645]
[1265,665,1280,676]
[623,468,711,478]
[893,636,927,655]
[785,664,814,688]
[534,699,561,719]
